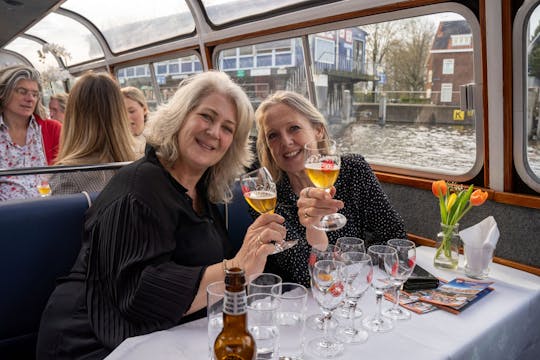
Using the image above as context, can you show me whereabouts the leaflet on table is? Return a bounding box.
[417,278,494,314]
[384,278,494,315]
[384,290,438,314]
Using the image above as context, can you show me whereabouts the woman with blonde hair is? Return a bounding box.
[48,92,68,123]
[50,72,136,194]
[37,71,284,359]
[121,86,148,157]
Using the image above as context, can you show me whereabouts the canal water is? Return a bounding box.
[332,122,540,176]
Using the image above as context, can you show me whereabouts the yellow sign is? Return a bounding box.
[453,110,465,121]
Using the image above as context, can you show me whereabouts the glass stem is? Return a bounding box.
[393,282,403,310]
[348,300,357,330]
[375,292,383,321]
[322,310,331,342]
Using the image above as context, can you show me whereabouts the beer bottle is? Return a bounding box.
[214,267,255,360]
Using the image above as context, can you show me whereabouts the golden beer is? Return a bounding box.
[37,183,51,197]
[244,190,276,214]
[305,162,340,189]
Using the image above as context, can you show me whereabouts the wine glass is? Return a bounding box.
[304,139,347,231]
[308,259,347,358]
[336,237,365,253]
[240,167,298,254]
[335,251,372,344]
[382,238,416,320]
[306,244,341,331]
[362,245,397,333]
[335,237,365,319]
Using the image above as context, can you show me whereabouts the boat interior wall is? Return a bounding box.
[381,183,540,272]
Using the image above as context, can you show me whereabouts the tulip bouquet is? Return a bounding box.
[432,180,488,269]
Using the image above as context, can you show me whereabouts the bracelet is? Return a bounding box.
[222,259,228,273]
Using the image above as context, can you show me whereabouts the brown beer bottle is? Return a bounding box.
[214,267,255,360]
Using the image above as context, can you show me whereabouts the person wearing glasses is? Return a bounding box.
[0,65,62,201]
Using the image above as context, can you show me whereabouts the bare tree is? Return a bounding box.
[386,18,435,102]
[363,21,403,100]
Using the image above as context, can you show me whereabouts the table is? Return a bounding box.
[105,246,540,360]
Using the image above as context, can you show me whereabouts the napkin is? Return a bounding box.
[459,216,500,249]
[459,216,499,276]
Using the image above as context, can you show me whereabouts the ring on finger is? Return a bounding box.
[304,209,311,219]
[257,234,263,246]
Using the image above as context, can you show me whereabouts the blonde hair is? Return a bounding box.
[0,65,47,118]
[55,71,136,165]
[254,90,329,182]
[50,92,69,112]
[121,86,148,121]
[145,71,253,203]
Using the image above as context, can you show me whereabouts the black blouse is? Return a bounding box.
[259,153,406,288]
[37,147,234,358]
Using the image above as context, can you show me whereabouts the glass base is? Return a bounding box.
[272,239,298,254]
[335,326,369,344]
[362,315,394,333]
[307,337,344,358]
[334,303,362,319]
[382,306,411,320]
[312,213,347,232]
[305,313,338,331]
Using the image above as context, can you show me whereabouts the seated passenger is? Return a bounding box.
[121,86,148,158]
[49,72,136,195]
[254,90,406,287]
[0,65,62,201]
[36,71,284,359]
[48,92,68,123]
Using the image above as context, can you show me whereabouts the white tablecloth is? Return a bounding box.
[105,246,540,360]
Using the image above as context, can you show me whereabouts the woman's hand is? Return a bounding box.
[297,186,343,227]
[297,186,344,249]
[232,213,286,277]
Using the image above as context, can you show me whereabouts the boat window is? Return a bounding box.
[201,0,312,26]
[215,11,482,179]
[514,0,540,192]
[116,54,203,110]
[5,38,58,71]
[61,0,195,53]
[216,38,307,108]
[25,12,103,66]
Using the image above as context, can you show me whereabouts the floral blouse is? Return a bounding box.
[0,114,48,201]
[251,153,407,288]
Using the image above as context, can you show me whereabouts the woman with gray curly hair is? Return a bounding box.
[0,65,62,201]
[37,71,285,359]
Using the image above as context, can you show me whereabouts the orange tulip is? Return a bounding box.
[470,189,488,206]
[432,180,447,198]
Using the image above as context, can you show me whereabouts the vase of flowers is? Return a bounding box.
[432,180,488,270]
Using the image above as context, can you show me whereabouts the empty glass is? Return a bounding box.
[362,245,397,333]
[335,251,372,343]
[248,273,282,295]
[206,281,225,359]
[382,239,416,320]
[247,293,280,360]
[308,259,347,358]
[306,244,341,331]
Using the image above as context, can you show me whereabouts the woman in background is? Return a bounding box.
[50,72,135,195]
[48,92,68,123]
[253,90,406,287]
[121,86,148,157]
[0,65,61,201]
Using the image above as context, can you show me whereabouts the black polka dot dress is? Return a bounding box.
[255,153,407,288]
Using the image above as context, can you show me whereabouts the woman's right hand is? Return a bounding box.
[231,213,286,277]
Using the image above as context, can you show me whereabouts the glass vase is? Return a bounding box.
[433,223,460,270]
